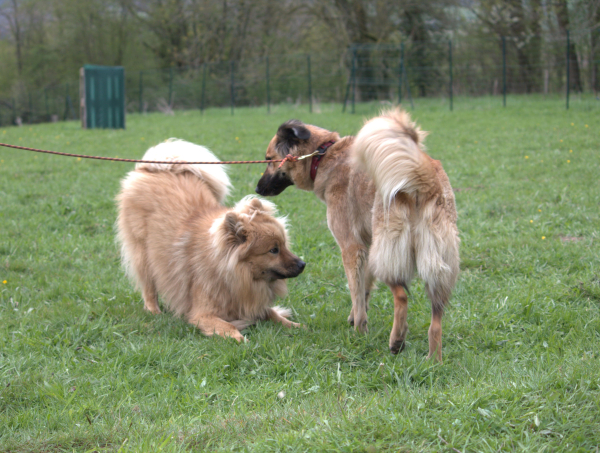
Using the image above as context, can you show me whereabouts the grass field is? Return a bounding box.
[1,99,599,452]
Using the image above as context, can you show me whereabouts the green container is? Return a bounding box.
[81,65,125,129]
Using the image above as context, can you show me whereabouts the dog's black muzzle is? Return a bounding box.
[255,172,294,197]
[272,259,306,280]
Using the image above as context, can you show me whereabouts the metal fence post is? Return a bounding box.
[502,36,506,107]
[566,30,570,110]
[168,67,174,107]
[201,63,207,114]
[449,40,453,111]
[307,54,312,113]
[45,88,49,119]
[266,56,271,113]
[403,48,414,109]
[139,71,143,114]
[351,48,357,114]
[64,82,70,120]
[399,43,404,104]
[230,60,235,116]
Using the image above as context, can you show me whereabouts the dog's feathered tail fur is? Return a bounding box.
[352,108,459,314]
[134,138,231,203]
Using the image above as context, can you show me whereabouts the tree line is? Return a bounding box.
[0,0,599,105]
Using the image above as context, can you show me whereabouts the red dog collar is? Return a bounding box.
[310,141,335,181]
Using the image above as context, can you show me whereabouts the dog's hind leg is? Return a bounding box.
[125,239,161,314]
[389,284,409,354]
[341,245,369,333]
[415,221,459,362]
[188,313,245,342]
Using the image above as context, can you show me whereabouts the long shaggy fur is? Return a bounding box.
[116,139,304,341]
[352,109,460,310]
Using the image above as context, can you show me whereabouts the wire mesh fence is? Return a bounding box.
[1,30,598,127]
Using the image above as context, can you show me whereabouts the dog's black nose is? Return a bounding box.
[255,186,261,194]
[297,260,306,272]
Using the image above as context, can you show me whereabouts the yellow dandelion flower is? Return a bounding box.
[571,123,574,126]
[141,137,145,141]
[569,149,572,153]
[538,209,541,212]
[77,157,81,162]
[567,160,570,163]
[235,137,240,140]
[66,142,70,145]
[540,160,544,162]
[18,137,22,140]
[560,139,563,142]
[530,220,533,223]
[2,130,5,134]
[525,156,529,159]
[585,124,589,128]
[542,236,546,240]
[2,280,6,284]
[475,141,478,144]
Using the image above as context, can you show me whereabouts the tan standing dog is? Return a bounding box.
[117,139,305,342]
[255,109,459,361]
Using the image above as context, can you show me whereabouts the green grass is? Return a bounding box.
[1,99,599,452]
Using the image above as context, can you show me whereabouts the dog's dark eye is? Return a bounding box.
[269,247,279,254]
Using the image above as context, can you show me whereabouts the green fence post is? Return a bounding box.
[502,36,506,107]
[139,71,143,114]
[342,77,350,113]
[201,63,207,114]
[399,43,404,104]
[403,48,414,109]
[168,67,174,107]
[230,61,235,116]
[566,30,570,110]
[351,47,357,114]
[64,82,70,120]
[449,40,453,111]
[45,88,49,120]
[266,56,271,113]
[307,54,312,113]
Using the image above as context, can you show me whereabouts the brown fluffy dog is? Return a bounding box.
[116,139,305,342]
[256,109,459,361]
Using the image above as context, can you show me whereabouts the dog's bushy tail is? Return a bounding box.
[136,139,231,203]
[352,108,435,205]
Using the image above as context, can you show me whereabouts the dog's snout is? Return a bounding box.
[297,260,306,272]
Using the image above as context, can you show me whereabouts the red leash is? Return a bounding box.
[0,142,305,167]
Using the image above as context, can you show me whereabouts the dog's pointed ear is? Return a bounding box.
[277,120,311,143]
[224,212,247,245]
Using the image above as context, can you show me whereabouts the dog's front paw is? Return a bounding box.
[354,317,368,333]
[144,304,162,315]
[389,339,406,354]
